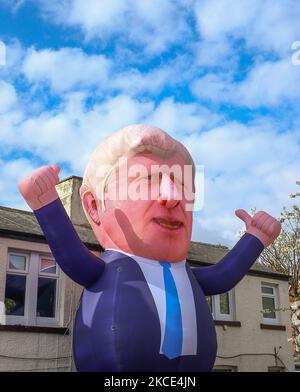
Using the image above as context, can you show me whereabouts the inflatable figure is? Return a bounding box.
[18,124,281,372]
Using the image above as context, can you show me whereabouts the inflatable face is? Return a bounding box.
[80,125,195,262]
[84,152,193,262]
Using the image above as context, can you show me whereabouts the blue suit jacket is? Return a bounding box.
[34,199,264,372]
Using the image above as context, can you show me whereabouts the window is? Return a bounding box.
[5,253,28,317]
[261,284,279,324]
[4,250,60,327]
[206,291,234,321]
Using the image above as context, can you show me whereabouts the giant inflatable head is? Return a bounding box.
[80,124,196,262]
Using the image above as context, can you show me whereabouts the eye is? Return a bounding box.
[139,174,152,183]
[146,173,159,181]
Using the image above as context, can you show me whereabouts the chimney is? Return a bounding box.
[56,176,90,227]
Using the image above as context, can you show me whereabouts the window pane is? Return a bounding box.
[9,254,26,271]
[5,274,26,315]
[262,296,276,318]
[206,296,213,312]
[262,286,274,295]
[219,293,230,314]
[36,278,56,318]
[40,258,56,274]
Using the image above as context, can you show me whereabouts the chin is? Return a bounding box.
[152,242,188,262]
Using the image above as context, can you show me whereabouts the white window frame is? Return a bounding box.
[4,249,60,327]
[207,291,234,321]
[7,251,29,273]
[261,283,280,325]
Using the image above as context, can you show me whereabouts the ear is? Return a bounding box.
[80,185,101,225]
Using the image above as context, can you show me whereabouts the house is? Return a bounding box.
[0,176,295,371]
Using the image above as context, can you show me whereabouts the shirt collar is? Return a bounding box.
[105,248,186,269]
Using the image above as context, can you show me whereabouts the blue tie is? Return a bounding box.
[159,261,183,359]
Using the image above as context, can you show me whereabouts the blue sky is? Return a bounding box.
[0,0,300,246]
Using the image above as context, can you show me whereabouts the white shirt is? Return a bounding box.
[106,248,198,356]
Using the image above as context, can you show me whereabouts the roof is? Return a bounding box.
[0,205,101,251]
[188,240,289,280]
[0,205,289,280]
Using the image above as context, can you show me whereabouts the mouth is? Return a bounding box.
[152,217,184,230]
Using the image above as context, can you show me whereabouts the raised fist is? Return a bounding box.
[235,209,281,248]
[18,165,61,211]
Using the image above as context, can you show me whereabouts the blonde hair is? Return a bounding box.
[81,124,195,210]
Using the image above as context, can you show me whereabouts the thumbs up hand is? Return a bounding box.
[235,209,281,248]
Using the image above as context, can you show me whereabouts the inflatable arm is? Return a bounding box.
[34,199,104,287]
[191,233,263,296]
[19,165,104,287]
[192,209,281,295]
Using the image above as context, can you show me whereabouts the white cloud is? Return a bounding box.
[7,2,300,111]
[1,0,26,13]
[22,47,111,93]
[195,0,300,56]
[0,81,18,113]
[20,45,194,97]
[110,51,198,96]
[187,121,300,245]
[238,59,300,107]
[147,97,220,135]
[0,92,155,173]
[0,158,38,210]
[192,58,300,107]
[1,80,300,247]
[34,0,193,56]
[0,80,24,145]
[192,73,233,103]
[68,0,127,32]
[195,0,258,39]
[1,91,220,175]
[0,90,155,209]
[0,40,26,79]
[36,0,300,58]
[111,62,183,96]
[193,38,237,69]
[1,1,300,249]
[0,84,221,209]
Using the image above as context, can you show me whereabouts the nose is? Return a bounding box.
[158,173,180,209]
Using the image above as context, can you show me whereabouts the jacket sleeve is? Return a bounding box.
[34,198,105,287]
[191,233,264,296]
